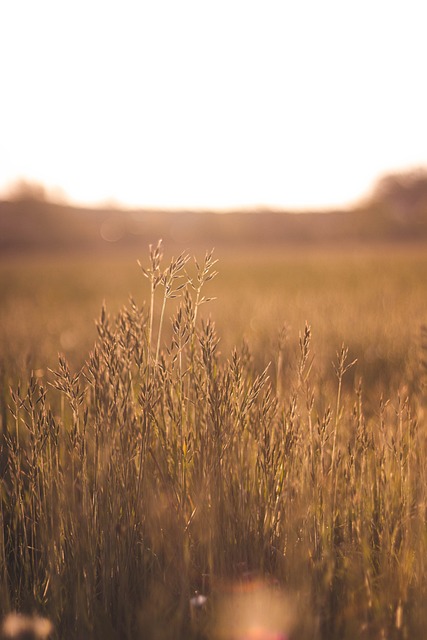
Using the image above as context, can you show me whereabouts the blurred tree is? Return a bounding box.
[5,179,48,202]
[371,167,427,219]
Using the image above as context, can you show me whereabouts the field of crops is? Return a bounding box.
[1,242,427,639]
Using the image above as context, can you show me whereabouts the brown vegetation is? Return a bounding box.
[1,170,427,256]
[1,242,427,638]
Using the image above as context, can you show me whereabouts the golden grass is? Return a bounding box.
[0,243,427,639]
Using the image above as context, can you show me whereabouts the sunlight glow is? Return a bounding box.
[1,0,427,209]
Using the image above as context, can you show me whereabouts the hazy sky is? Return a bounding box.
[1,0,427,210]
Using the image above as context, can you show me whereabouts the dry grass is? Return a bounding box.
[1,242,427,639]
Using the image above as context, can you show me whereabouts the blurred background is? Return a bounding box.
[1,0,427,399]
[2,0,427,211]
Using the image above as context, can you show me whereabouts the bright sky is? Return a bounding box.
[1,0,427,210]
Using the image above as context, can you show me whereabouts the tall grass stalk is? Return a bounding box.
[1,244,427,639]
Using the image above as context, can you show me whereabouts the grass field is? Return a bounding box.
[1,245,426,393]
[1,242,427,639]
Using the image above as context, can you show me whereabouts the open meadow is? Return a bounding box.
[1,242,427,639]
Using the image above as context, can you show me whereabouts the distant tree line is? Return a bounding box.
[3,169,427,217]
